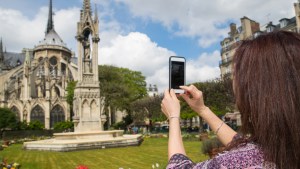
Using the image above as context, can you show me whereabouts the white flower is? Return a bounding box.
[156,163,160,167]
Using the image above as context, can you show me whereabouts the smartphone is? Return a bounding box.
[169,56,186,94]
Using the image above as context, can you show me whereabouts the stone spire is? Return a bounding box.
[46,0,54,34]
[25,49,31,65]
[0,38,4,63]
[83,0,92,17]
[0,38,3,54]
[94,4,98,22]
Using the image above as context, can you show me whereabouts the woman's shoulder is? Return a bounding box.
[196,142,265,169]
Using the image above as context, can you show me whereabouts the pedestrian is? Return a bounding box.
[161,31,300,169]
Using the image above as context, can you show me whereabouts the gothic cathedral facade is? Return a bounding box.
[0,0,105,130]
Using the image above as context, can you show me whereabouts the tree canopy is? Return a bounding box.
[193,77,234,116]
[98,65,147,112]
[66,81,77,107]
[0,108,18,137]
[131,94,166,128]
[179,78,235,131]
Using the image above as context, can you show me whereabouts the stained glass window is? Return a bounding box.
[50,105,65,128]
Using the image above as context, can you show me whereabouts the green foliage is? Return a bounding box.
[111,121,126,130]
[66,81,77,107]
[27,121,44,130]
[180,99,198,120]
[131,95,166,124]
[0,107,18,131]
[53,121,74,131]
[15,121,29,130]
[178,78,234,132]
[193,77,234,116]
[122,114,133,128]
[201,137,223,154]
[99,65,147,127]
[99,65,147,112]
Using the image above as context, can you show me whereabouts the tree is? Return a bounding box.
[193,77,234,116]
[99,65,147,127]
[66,81,77,120]
[0,108,18,138]
[180,77,235,132]
[131,95,166,131]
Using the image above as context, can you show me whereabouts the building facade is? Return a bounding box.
[0,0,79,129]
[219,1,300,79]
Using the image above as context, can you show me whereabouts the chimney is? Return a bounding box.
[230,23,237,37]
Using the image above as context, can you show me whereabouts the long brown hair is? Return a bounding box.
[233,31,300,169]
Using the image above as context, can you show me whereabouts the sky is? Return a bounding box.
[0,0,297,92]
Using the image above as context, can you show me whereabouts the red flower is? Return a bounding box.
[76,165,89,169]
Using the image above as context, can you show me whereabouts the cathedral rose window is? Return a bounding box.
[50,56,57,65]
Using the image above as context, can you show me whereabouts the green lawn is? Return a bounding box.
[0,137,209,169]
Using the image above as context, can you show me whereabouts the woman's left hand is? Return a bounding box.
[161,89,181,119]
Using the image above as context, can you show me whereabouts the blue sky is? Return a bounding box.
[0,0,297,92]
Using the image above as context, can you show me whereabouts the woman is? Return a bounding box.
[161,31,300,169]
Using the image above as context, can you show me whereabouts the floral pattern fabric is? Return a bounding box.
[167,142,276,169]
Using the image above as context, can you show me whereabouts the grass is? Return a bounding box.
[0,137,209,169]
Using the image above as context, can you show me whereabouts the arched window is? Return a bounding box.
[55,87,60,97]
[90,100,97,119]
[11,106,20,121]
[49,56,58,66]
[30,105,45,126]
[50,105,65,128]
[82,100,90,118]
[49,56,58,77]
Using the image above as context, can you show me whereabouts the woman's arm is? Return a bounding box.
[168,117,186,159]
[180,85,237,146]
[161,89,186,160]
[199,106,237,145]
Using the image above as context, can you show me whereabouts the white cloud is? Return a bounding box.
[115,0,296,48]
[0,7,45,51]
[54,7,80,51]
[0,2,222,93]
[0,6,80,52]
[99,32,220,92]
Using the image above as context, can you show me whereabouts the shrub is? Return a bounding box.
[53,121,74,131]
[27,121,44,130]
[201,137,223,157]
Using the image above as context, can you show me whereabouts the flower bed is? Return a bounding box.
[0,158,21,169]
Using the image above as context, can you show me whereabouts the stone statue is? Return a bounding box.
[83,38,90,59]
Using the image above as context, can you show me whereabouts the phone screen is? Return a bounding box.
[171,61,185,89]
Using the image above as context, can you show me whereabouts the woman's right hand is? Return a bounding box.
[180,85,207,116]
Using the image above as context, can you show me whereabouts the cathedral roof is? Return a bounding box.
[36,0,68,49]
[37,29,67,47]
[2,52,26,69]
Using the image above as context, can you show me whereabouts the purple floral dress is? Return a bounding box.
[167,142,276,169]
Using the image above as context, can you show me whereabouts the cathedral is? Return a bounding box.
[0,0,104,130]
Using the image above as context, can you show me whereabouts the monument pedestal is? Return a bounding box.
[23,130,143,152]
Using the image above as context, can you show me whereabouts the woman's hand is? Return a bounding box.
[180,85,207,115]
[161,89,180,119]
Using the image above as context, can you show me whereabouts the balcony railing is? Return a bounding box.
[221,41,241,55]
[219,57,233,67]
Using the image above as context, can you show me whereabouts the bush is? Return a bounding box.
[201,137,223,157]
[182,133,198,141]
[27,121,44,130]
[111,121,126,130]
[53,121,74,131]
